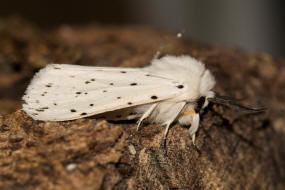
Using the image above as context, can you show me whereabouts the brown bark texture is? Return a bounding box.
[0,17,284,190]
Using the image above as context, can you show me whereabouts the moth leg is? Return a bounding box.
[163,103,186,139]
[189,113,200,145]
[136,103,158,131]
[163,121,173,139]
[179,110,200,145]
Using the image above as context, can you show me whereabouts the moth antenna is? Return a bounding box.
[154,30,186,59]
[211,95,245,102]
[153,36,168,59]
[208,95,267,114]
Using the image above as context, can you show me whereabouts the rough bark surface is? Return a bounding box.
[0,17,284,190]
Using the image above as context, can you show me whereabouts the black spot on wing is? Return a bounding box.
[70,109,76,112]
[91,78,95,81]
[45,83,52,87]
[80,112,87,116]
[151,95,158,100]
[109,83,114,85]
[128,102,133,105]
[89,104,94,106]
[41,91,48,96]
[85,81,90,84]
[129,112,137,116]
[76,92,82,94]
[177,85,184,89]
[120,71,126,73]
[117,97,121,99]
[130,83,137,86]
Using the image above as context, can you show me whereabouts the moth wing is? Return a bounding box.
[22,64,187,121]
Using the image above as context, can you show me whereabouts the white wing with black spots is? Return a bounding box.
[23,63,187,121]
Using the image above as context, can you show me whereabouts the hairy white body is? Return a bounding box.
[22,55,216,143]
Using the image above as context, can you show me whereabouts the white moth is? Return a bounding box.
[22,55,216,144]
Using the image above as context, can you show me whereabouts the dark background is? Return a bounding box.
[1,0,284,57]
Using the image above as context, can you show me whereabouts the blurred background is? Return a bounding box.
[0,0,284,57]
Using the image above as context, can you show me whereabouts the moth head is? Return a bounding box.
[194,96,207,113]
[195,64,265,114]
[197,71,265,114]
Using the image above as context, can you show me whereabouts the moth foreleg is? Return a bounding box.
[189,113,200,145]
[163,102,186,139]
[136,103,158,131]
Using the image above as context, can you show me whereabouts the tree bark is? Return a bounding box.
[0,17,284,190]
